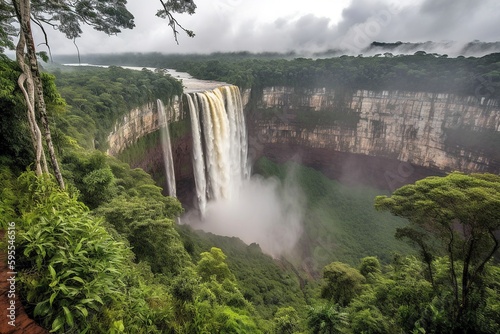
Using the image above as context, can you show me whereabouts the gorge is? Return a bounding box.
[104,75,500,264]
[108,84,500,205]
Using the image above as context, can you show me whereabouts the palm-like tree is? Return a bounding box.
[307,304,348,334]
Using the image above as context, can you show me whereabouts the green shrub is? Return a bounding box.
[14,172,129,332]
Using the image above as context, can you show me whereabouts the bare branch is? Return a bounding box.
[31,16,53,61]
[158,0,195,44]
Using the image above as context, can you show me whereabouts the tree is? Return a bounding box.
[321,262,365,307]
[307,304,348,334]
[196,247,236,283]
[272,306,302,334]
[359,256,381,278]
[2,0,196,188]
[375,172,500,331]
[349,308,390,334]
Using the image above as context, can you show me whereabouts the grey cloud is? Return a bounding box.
[274,17,288,29]
[29,0,500,56]
[326,0,500,55]
[289,14,332,47]
[420,0,478,15]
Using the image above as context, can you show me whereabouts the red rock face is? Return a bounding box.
[0,232,48,334]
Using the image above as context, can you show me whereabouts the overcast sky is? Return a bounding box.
[38,0,500,56]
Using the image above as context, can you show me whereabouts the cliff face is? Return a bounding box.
[107,86,500,201]
[247,87,500,182]
[107,98,195,204]
[107,98,183,156]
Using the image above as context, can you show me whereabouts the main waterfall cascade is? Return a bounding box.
[108,85,303,257]
[186,85,250,214]
[157,99,177,198]
[184,85,303,257]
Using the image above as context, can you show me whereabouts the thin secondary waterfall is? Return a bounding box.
[157,99,177,198]
[186,85,249,213]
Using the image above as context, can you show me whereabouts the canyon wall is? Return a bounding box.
[107,98,195,205]
[107,98,184,156]
[247,87,500,188]
[107,86,500,202]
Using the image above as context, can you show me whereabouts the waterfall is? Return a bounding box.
[157,99,177,198]
[184,86,303,258]
[186,94,207,213]
[186,85,249,213]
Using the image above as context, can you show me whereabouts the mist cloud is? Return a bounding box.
[184,171,305,258]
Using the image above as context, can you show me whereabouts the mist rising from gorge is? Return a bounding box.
[183,169,305,258]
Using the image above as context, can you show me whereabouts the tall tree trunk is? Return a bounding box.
[14,9,45,176]
[13,0,65,189]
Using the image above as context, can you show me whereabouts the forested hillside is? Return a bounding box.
[1,53,499,333]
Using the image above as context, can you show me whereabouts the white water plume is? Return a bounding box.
[184,86,304,257]
[187,172,305,258]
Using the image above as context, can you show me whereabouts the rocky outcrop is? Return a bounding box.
[107,98,183,156]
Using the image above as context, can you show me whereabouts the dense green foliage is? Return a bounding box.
[321,262,365,307]
[50,65,182,150]
[0,56,66,172]
[375,172,500,332]
[333,254,499,334]
[7,172,129,332]
[302,250,500,334]
[0,55,33,170]
[0,169,269,333]
[181,52,500,98]
[176,225,310,323]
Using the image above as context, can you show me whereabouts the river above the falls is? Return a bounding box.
[63,63,227,93]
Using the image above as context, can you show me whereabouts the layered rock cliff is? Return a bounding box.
[247,87,500,188]
[106,99,195,204]
[107,86,500,202]
[107,98,183,156]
